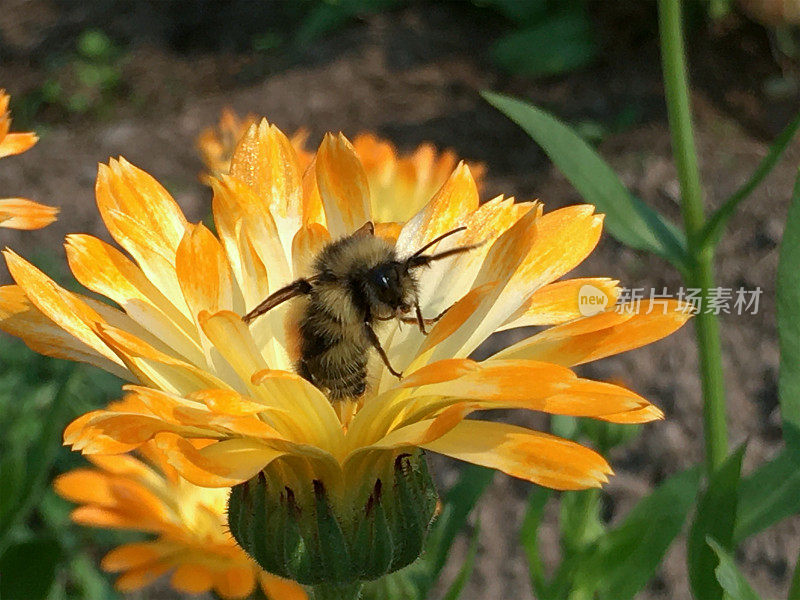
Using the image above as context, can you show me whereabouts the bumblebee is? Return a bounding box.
[243,222,476,400]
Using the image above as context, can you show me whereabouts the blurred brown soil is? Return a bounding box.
[1,2,800,599]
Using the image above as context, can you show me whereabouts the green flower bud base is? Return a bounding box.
[228,452,438,588]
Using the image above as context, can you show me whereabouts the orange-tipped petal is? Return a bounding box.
[102,543,163,571]
[0,198,58,229]
[0,132,38,158]
[494,299,691,365]
[114,562,171,592]
[214,566,257,599]
[259,573,309,600]
[315,132,372,237]
[422,420,612,490]
[171,563,215,594]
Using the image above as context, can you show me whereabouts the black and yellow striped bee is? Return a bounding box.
[244,222,476,400]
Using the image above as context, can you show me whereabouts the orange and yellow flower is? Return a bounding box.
[1,119,688,503]
[0,90,58,229]
[198,108,486,223]
[54,442,307,599]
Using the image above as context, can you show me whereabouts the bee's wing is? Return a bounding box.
[353,221,374,236]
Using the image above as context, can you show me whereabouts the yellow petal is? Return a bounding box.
[153,432,283,487]
[315,132,371,237]
[0,285,130,379]
[176,223,240,319]
[0,198,58,229]
[422,420,612,490]
[65,234,204,364]
[494,299,691,365]
[394,162,479,257]
[3,250,136,371]
[95,158,188,306]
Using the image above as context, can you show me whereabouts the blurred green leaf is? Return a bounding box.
[777,168,800,454]
[706,537,762,600]
[0,538,62,600]
[491,12,596,78]
[0,370,80,553]
[77,30,114,61]
[441,521,480,600]
[735,448,800,542]
[520,488,550,597]
[701,113,800,249]
[482,91,689,270]
[790,548,800,600]
[688,446,745,600]
[577,465,702,600]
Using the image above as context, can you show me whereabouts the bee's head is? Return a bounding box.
[365,262,416,313]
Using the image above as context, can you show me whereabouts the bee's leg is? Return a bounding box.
[364,321,402,378]
[243,278,314,323]
[396,304,451,332]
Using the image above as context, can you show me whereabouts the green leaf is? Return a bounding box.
[688,446,746,600]
[482,91,689,270]
[520,488,550,597]
[790,547,800,600]
[701,112,800,249]
[735,447,800,542]
[777,168,800,454]
[423,465,494,580]
[0,538,63,600]
[0,370,80,553]
[490,13,597,78]
[480,0,548,24]
[441,521,480,600]
[577,465,702,599]
[706,537,762,600]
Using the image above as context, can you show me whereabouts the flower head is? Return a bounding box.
[0,90,58,229]
[2,119,688,579]
[54,442,307,599]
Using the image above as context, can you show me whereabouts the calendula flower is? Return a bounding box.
[197,108,485,223]
[54,442,307,600]
[1,120,688,588]
[0,90,58,229]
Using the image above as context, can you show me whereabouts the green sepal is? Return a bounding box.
[313,480,353,582]
[227,452,438,587]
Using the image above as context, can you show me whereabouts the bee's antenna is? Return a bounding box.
[409,227,467,258]
[406,226,482,270]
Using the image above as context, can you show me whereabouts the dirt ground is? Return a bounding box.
[2,2,800,599]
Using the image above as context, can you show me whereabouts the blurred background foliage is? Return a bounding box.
[2,0,800,599]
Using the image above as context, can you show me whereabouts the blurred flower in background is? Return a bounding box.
[197,107,486,223]
[54,441,306,600]
[0,90,58,230]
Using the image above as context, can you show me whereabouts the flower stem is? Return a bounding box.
[658,0,728,472]
[310,582,363,600]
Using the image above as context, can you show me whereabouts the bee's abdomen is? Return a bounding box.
[298,300,368,400]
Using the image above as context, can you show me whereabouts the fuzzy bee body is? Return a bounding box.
[298,233,407,399]
[244,222,477,401]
